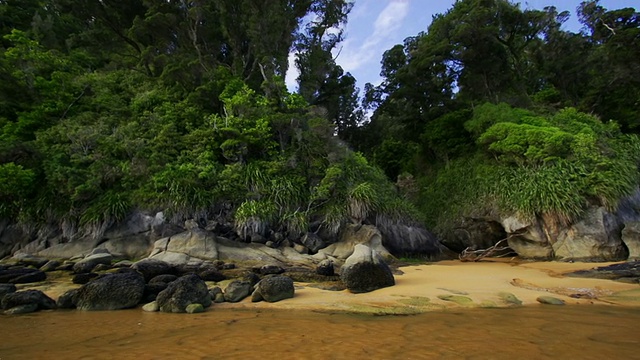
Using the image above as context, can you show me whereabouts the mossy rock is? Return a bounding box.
[186,303,205,313]
[396,296,431,307]
[479,300,498,308]
[536,296,565,305]
[437,294,474,306]
[498,292,523,305]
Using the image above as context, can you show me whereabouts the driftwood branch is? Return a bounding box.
[459,238,512,262]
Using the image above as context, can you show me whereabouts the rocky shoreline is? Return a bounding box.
[2,247,640,316]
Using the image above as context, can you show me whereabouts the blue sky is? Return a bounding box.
[286,0,638,94]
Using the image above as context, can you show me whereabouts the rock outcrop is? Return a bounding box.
[500,207,628,261]
[340,244,395,293]
[318,224,392,260]
[378,223,446,258]
[622,222,640,260]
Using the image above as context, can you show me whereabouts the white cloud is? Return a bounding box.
[285,51,299,92]
[336,0,409,74]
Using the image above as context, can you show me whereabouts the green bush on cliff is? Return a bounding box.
[420,104,640,233]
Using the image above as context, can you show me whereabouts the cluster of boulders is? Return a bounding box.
[1,244,396,315]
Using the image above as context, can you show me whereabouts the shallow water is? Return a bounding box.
[1,305,639,359]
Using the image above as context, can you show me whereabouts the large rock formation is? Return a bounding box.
[340,244,395,293]
[318,224,391,260]
[378,222,446,258]
[500,207,628,261]
[622,222,640,260]
[553,207,626,261]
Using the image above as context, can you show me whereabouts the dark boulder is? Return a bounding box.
[73,253,113,274]
[243,273,261,287]
[1,290,56,311]
[156,274,211,313]
[0,283,17,298]
[74,272,145,310]
[567,261,640,283]
[72,272,100,285]
[251,276,294,303]
[340,244,395,293]
[223,280,253,303]
[197,268,226,282]
[258,265,285,275]
[57,289,78,309]
[149,274,178,284]
[316,259,334,276]
[143,283,168,303]
[0,267,46,284]
[131,259,175,282]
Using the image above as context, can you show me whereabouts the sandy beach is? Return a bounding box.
[207,259,640,314]
[15,259,640,315]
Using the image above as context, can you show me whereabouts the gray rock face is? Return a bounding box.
[149,229,218,265]
[156,274,211,313]
[378,223,444,258]
[318,224,392,260]
[301,233,326,253]
[553,207,627,261]
[75,272,145,310]
[1,290,56,311]
[340,244,395,293]
[251,276,294,303]
[501,207,629,261]
[622,222,640,260]
[73,253,113,274]
[223,280,253,303]
[131,259,175,282]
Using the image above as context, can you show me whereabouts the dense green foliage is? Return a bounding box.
[0,0,416,240]
[421,105,640,232]
[357,0,640,235]
[2,0,639,246]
